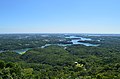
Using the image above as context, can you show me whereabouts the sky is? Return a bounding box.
[0,0,120,34]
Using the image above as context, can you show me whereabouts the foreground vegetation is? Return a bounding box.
[0,34,120,79]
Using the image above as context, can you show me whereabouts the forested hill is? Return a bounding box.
[0,45,120,79]
[0,34,120,79]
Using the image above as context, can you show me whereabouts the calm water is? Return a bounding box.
[14,48,31,54]
[71,40,99,46]
[41,36,99,48]
[66,36,99,46]
[65,36,91,40]
[14,36,99,54]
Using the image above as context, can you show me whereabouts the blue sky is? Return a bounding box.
[0,0,120,33]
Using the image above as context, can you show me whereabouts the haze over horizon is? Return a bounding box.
[0,0,120,34]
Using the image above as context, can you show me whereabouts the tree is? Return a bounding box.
[0,60,5,69]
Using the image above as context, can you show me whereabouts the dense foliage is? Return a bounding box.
[0,34,120,79]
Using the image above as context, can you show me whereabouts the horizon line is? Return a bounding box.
[0,32,120,34]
